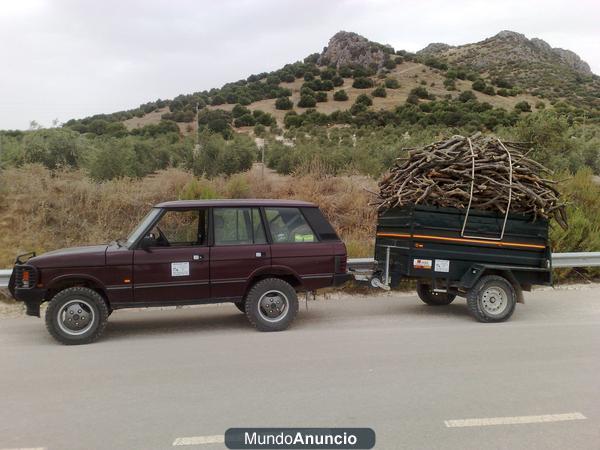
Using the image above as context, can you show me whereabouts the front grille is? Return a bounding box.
[13,265,37,289]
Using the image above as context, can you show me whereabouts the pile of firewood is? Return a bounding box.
[377,133,568,229]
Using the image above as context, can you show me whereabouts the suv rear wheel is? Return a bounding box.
[416,283,456,306]
[245,278,298,331]
[45,287,109,345]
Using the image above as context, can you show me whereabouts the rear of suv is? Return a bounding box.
[9,199,350,344]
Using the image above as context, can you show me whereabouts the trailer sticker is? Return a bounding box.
[435,259,450,273]
[171,262,190,277]
[413,259,432,269]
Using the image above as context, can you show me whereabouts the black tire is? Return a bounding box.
[45,287,109,345]
[416,283,456,306]
[245,278,298,332]
[234,301,245,313]
[467,275,516,323]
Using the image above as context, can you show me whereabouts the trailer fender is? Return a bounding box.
[460,264,525,303]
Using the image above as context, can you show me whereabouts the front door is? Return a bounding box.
[210,207,271,300]
[133,208,210,303]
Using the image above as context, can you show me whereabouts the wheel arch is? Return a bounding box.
[45,274,109,305]
[243,265,303,298]
[461,265,524,303]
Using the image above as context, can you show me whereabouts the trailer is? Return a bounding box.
[354,204,552,322]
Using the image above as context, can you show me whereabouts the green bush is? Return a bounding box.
[514,101,532,112]
[483,85,496,96]
[332,76,344,87]
[472,79,486,92]
[355,94,373,106]
[304,72,315,81]
[233,113,256,127]
[232,104,251,118]
[458,90,477,102]
[352,77,374,89]
[298,94,317,108]
[339,66,353,78]
[315,92,328,102]
[372,86,387,98]
[275,96,294,110]
[384,78,399,89]
[333,90,349,101]
[409,86,430,99]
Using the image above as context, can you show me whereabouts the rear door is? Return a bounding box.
[133,208,210,303]
[210,207,270,300]
[264,206,335,289]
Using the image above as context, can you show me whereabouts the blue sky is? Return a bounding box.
[0,0,597,129]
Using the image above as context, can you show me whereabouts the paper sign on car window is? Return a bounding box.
[171,262,190,277]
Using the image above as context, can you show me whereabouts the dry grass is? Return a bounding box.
[0,165,377,267]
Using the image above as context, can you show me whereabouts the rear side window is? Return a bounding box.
[301,207,340,241]
[213,208,267,245]
[264,207,317,243]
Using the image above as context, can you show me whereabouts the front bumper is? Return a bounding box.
[333,273,353,287]
[12,288,46,317]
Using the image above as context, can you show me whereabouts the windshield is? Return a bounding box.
[125,208,162,248]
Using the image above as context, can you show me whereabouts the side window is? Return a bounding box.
[150,209,207,246]
[264,207,317,243]
[214,208,266,245]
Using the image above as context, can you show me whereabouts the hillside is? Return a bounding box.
[58,30,597,137]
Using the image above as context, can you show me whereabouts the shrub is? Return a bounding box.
[409,86,430,99]
[444,78,456,90]
[275,96,294,110]
[320,68,336,80]
[339,66,353,78]
[384,78,399,89]
[298,94,317,108]
[211,95,225,105]
[472,79,486,92]
[384,59,397,70]
[304,72,315,81]
[350,102,368,115]
[253,123,266,137]
[355,94,373,106]
[315,92,328,102]
[497,88,509,97]
[483,85,496,96]
[333,90,349,101]
[372,86,387,98]
[514,101,532,112]
[232,104,251,118]
[332,76,344,87]
[233,113,256,127]
[352,77,374,89]
[536,101,546,110]
[458,90,477,102]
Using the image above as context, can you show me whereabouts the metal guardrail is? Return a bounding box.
[1,252,599,289]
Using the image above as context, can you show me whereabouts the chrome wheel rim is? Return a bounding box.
[481,286,508,316]
[258,290,289,323]
[57,299,95,336]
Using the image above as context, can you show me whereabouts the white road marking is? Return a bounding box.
[445,412,587,428]
[0,448,46,450]
[173,435,225,446]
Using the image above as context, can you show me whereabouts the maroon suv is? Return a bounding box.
[9,199,350,344]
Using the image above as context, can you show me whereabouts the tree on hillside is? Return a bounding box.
[275,96,294,110]
[333,90,349,101]
[352,77,374,89]
[372,86,387,98]
[298,94,317,108]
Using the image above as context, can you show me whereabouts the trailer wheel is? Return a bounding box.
[467,275,516,322]
[416,283,456,306]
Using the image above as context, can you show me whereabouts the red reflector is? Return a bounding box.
[22,271,30,282]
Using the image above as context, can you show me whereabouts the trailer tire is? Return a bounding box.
[245,278,298,332]
[416,283,456,306]
[467,275,516,322]
[45,287,109,345]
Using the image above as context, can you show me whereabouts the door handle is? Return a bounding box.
[255,252,266,257]
[193,254,204,261]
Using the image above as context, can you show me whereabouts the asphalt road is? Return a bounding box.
[0,285,599,450]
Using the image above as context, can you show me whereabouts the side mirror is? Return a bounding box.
[139,235,156,250]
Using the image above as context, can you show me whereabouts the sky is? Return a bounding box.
[0,0,598,130]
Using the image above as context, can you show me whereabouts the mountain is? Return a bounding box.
[60,30,598,136]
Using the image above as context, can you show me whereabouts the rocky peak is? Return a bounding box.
[417,42,453,55]
[318,31,392,69]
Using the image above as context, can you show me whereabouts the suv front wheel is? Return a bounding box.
[245,278,299,331]
[45,287,109,345]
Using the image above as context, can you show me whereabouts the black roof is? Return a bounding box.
[155,199,316,209]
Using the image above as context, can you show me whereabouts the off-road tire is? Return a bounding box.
[245,278,298,332]
[234,301,245,313]
[45,287,109,345]
[416,283,456,306]
[467,275,516,323]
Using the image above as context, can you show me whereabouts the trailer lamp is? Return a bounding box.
[415,243,424,248]
[22,271,30,284]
